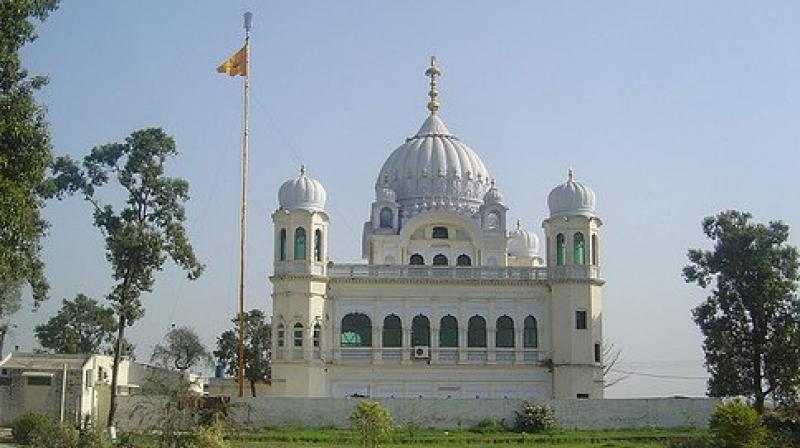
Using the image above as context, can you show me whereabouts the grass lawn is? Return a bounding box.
[227,427,705,447]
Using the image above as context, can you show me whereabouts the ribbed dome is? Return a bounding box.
[547,169,596,218]
[377,114,492,215]
[508,220,539,258]
[278,166,327,212]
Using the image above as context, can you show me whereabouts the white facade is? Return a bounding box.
[270,59,604,400]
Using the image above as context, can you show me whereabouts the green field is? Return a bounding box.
[227,427,706,447]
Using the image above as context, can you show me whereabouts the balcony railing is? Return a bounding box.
[328,264,550,281]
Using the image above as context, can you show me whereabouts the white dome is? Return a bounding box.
[483,180,504,205]
[508,220,539,258]
[278,165,327,212]
[547,169,596,218]
[377,114,492,214]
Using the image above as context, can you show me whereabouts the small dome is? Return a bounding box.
[376,177,397,203]
[483,180,503,205]
[278,165,327,212]
[547,169,596,218]
[508,220,539,258]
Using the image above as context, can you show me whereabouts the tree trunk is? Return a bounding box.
[0,326,6,359]
[250,379,256,398]
[107,315,126,428]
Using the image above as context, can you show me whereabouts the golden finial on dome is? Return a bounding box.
[425,56,441,114]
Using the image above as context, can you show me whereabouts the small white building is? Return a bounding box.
[0,352,189,426]
[269,59,604,400]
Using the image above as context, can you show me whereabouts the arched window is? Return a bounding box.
[382,315,402,348]
[556,233,566,266]
[279,229,287,261]
[439,315,458,348]
[314,229,322,262]
[293,323,304,347]
[340,313,371,347]
[433,254,448,266]
[496,316,515,348]
[313,322,321,348]
[411,315,430,347]
[524,315,538,348]
[467,316,487,348]
[432,226,449,239]
[379,207,393,228]
[277,323,285,348]
[574,232,585,265]
[456,254,472,266]
[294,227,306,260]
[486,212,499,230]
[591,234,599,265]
[409,253,424,265]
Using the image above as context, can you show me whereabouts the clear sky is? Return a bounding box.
[9,1,800,398]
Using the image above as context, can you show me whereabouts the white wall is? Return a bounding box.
[115,397,718,430]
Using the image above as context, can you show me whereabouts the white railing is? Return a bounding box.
[328,264,550,281]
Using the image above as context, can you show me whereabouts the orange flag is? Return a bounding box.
[217,45,247,76]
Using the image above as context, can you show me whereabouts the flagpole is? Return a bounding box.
[237,11,252,398]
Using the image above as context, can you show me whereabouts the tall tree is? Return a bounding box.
[34,294,116,354]
[0,0,61,357]
[684,210,800,413]
[214,309,272,397]
[51,127,204,428]
[151,326,212,372]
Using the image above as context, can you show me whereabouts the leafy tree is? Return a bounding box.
[51,127,204,428]
[214,309,271,397]
[34,293,116,354]
[684,210,800,413]
[349,400,394,448]
[152,326,212,372]
[0,0,61,357]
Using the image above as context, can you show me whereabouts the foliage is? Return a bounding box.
[684,210,800,412]
[34,294,116,354]
[31,423,79,448]
[12,412,53,445]
[214,309,271,396]
[152,326,213,372]
[51,127,204,426]
[0,0,60,359]
[513,401,556,433]
[76,425,112,448]
[763,404,800,447]
[708,400,767,448]
[349,400,394,448]
[188,421,230,448]
[469,419,508,433]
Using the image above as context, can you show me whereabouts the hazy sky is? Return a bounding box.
[9,1,800,398]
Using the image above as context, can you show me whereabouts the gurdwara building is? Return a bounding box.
[269,58,604,399]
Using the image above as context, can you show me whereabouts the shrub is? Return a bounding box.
[12,412,54,445]
[349,400,394,448]
[763,407,800,448]
[469,419,508,433]
[77,425,112,448]
[32,423,79,448]
[513,402,556,433]
[708,399,767,448]
[188,421,229,448]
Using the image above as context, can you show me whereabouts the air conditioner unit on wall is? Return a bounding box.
[412,346,430,359]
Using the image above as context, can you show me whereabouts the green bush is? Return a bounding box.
[763,406,800,448]
[349,400,394,448]
[188,421,229,448]
[708,400,767,448]
[76,425,112,448]
[12,412,54,445]
[513,402,556,433]
[32,423,79,448]
[469,419,508,433]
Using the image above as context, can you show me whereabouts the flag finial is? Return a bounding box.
[425,56,441,114]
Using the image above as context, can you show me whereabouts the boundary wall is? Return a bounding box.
[116,396,717,430]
